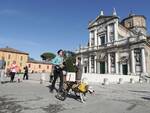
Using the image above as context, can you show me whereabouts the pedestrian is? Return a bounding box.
[23,66,28,80]
[10,61,18,82]
[50,49,64,93]
[75,57,83,82]
[0,57,6,84]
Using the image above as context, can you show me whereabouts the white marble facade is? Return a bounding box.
[76,10,150,76]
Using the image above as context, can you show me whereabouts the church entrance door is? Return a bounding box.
[122,64,128,75]
[100,61,105,74]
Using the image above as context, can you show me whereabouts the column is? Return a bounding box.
[89,32,92,47]
[87,62,89,73]
[94,30,97,48]
[107,25,110,44]
[131,49,136,74]
[89,56,91,73]
[141,48,146,73]
[115,52,119,74]
[108,53,111,73]
[127,60,130,75]
[114,20,118,41]
[94,55,97,73]
[81,56,84,73]
[120,64,123,75]
[105,61,107,74]
[97,62,100,73]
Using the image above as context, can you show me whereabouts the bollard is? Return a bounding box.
[130,78,135,84]
[103,78,109,85]
[118,78,123,84]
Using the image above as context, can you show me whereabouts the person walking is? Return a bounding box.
[23,66,28,80]
[10,61,18,82]
[75,57,83,82]
[0,57,6,84]
[50,49,64,93]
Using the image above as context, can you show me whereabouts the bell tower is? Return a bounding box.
[121,13,147,35]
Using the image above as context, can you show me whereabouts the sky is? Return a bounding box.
[0,0,149,60]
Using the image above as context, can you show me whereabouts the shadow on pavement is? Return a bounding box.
[141,97,150,101]
[128,90,150,94]
[0,96,25,113]
[42,104,65,113]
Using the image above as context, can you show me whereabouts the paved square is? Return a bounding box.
[0,78,150,113]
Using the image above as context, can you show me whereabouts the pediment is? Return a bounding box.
[89,16,117,28]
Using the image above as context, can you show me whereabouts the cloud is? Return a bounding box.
[0,9,19,15]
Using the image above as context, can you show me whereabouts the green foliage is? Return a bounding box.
[64,50,75,59]
[64,51,76,72]
[40,52,56,61]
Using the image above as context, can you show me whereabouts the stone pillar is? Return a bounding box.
[89,56,91,73]
[108,53,111,73]
[107,25,110,44]
[131,49,136,74]
[94,55,97,73]
[97,62,100,73]
[94,30,97,48]
[127,60,130,75]
[89,32,92,47]
[114,20,118,41]
[87,62,89,73]
[120,63,123,75]
[141,48,146,73]
[81,56,84,73]
[105,61,107,74]
[115,52,119,74]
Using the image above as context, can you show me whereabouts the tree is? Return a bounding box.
[40,52,56,61]
[65,56,76,72]
[64,50,76,72]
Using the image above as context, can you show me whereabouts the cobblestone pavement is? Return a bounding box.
[0,75,150,113]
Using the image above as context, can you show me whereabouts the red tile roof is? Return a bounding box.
[0,47,29,55]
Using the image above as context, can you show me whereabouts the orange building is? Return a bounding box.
[27,59,52,73]
[0,47,29,72]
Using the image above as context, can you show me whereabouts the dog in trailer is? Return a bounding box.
[55,78,94,103]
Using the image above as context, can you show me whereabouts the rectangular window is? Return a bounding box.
[91,38,94,46]
[128,22,132,27]
[47,66,49,69]
[100,36,105,45]
[28,64,31,68]
[91,31,95,38]
[8,54,11,59]
[7,61,10,66]
[21,56,23,61]
[90,31,95,46]
[39,65,41,69]
[20,63,22,67]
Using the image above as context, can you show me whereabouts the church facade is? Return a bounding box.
[76,10,150,77]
